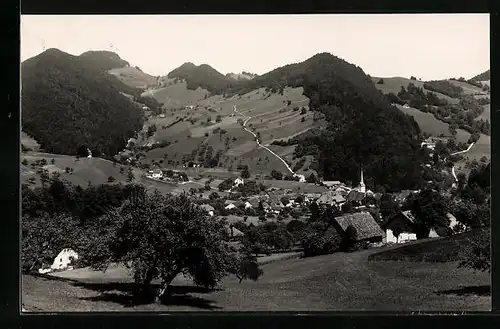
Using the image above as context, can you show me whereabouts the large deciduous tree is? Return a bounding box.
[89,191,239,302]
[403,189,451,238]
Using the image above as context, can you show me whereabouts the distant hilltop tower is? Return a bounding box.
[359,167,366,194]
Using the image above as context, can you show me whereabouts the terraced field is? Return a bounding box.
[138,83,322,176]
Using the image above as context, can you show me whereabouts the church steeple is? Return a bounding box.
[359,167,366,193]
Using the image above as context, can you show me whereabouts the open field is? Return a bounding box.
[21,131,40,151]
[143,81,209,108]
[137,84,319,176]
[394,105,470,143]
[372,77,460,104]
[476,104,490,121]
[464,134,491,161]
[447,79,487,96]
[23,245,490,312]
[108,67,157,89]
[20,152,131,187]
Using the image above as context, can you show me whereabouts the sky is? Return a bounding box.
[21,14,490,81]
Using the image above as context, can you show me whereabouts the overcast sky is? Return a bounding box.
[21,14,490,80]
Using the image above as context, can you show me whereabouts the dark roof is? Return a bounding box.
[334,212,384,241]
[200,204,215,212]
[381,210,415,230]
[346,190,365,202]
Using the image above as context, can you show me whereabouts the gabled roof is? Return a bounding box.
[224,199,236,205]
[226,225,244,237]
[323,181,342,187]
[317,191,345,204]
[200,204,215,212]
[381,210,416,230]
[346,190,365,202]
[334,212,384,241]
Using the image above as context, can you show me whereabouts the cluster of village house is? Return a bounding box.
[38,168,459,275]
[197,169,460,245]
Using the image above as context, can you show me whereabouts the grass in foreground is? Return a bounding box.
[22,247,490,312]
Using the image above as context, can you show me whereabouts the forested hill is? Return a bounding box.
[167,62,235,95]
[470,70,490,82]
[21,48,144,156]
[229,53,424,192]
[78,50,131,72]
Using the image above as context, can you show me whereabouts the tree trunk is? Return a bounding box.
[155,272,178,304]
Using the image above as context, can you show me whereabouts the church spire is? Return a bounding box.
[359,167,366,193]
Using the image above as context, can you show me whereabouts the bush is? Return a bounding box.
[301,225,342,257]
[458,230,490,273]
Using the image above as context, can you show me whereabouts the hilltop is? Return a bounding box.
[470,69,490,82]
[226,71,258,81]
[167,62,235,95]
[21,48,144,156]
[78,50,131,72]
[133,53,426,192]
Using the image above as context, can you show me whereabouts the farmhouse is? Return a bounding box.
[382,210,456,244]
[317,191,345,206]
[147,169,163,179]
[332,212,384,243]
[393,190,419,204]
[226,225,244,240]
[200,204,215,216]
[382,210,418,244]
[346,190,365,204]
[159,114,166,118]
[50,248,79,271]
[234,177,244,186]
[225,201,237,210]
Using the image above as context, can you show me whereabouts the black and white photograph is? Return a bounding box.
[20,14,491,312]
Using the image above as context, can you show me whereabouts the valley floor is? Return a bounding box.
[22,247,490,312]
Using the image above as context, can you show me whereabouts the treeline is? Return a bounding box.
[423,80,464,98]
[21,49,145,156]
[224,53,425,192]
[388,83,490,137]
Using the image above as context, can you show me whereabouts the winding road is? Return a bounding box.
[233,106,305,182]
[449,142,475,182]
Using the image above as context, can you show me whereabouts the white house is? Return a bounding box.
[234,177,244,186]
[142,106,150,111]
[225,203,236,210]
[244,201,253,209]
[293,174,306,183]
[50,248,79,271]
[147,169,163,179]
[159,114,166,118]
